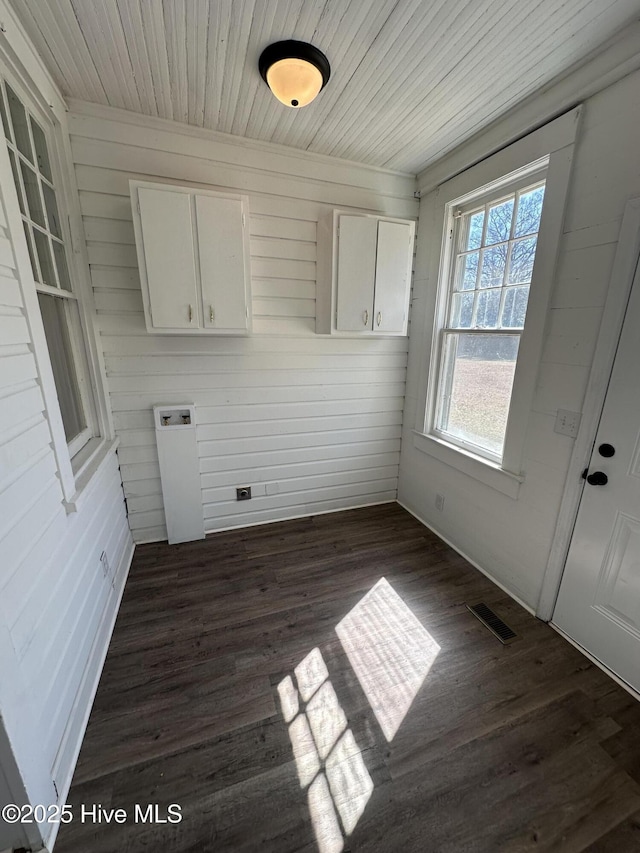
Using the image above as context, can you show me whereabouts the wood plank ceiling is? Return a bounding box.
[12,0,640,174]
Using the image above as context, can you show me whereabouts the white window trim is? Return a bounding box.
[413,108,581,498]
[429,163,548,466]
[0,50,115,509]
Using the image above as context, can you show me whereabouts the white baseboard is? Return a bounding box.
[133,499,398,544]
[46,536,135,851]
[551,623,640,703]
[397,499,536,617]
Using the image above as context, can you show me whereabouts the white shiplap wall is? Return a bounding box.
[0,154,133,848]
[68,102,418,543]
[0,7,135,847]
[399,68,640,611]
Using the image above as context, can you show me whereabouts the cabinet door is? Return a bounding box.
[138,187,199,329]
[373,220,412,333]
[196,195,248,331]
[336,216,377,331]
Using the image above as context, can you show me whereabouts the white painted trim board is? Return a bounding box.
[46,534,135,851]
[537,196,640,619]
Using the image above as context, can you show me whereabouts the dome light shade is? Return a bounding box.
[259,41,330,108]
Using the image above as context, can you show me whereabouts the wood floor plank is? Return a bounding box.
[54,505,640,852]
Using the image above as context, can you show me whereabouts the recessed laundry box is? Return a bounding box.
[153,404,205,545]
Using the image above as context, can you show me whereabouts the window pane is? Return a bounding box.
[30,117,52,182]
[514,185,545,238]
[465,210,484,250]
[19,161,45,227]
[42,182,62,238]
[33,229,57,286]
[438,333,519,458]
[22,221,39,281]
[53,240,71,291]
[479,244,507,288]
[485,198,514,245]
[5,84,33,162]
[450,292,474,328]
[455,251,478,291]
[0,87,10,140]
[501,285,529,328]
[37,293,86,443]
[508,236,537,285]
[475,289,501,328]
[8,150,25,215]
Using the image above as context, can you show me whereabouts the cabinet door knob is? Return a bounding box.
[210,305,215,323]
[363,310,369,326]
[586,471,608,486]
[188,304,193,322]
[377,311,382,327]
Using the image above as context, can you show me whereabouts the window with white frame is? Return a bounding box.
[0,79,95,458]
[429,166,546,464]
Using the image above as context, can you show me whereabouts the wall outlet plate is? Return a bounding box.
[554,409,582,438]
[236,486,252,501]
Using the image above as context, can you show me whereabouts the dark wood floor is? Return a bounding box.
[55,504,640,852]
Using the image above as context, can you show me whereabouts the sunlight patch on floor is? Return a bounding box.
[278,646,373,853]
[335,577,440,741]
[277,578,437,853]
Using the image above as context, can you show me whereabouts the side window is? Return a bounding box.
[0,80,95,457]
[431,172,546,463]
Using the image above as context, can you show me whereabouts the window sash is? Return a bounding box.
[1,74,96,459]
[433,328,522,463]
[427,168,547,467]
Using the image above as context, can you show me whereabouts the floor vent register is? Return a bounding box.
[466,602,517,644]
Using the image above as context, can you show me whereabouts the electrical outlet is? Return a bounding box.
[435,493,445,512]
[554,409,582,438]
[236,486,252,501]
[100,550,110,578]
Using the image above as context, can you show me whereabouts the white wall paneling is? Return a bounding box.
[399,67,640,611]
[0,8,134,849]
[68,101,417,543]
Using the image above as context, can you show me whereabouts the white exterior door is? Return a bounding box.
[554,255,640,692]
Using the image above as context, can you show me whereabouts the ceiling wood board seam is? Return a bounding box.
[375,0,624,169]
[417,22,640,191]
[353,0,574,165]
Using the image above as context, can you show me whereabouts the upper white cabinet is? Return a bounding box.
[317,210,415,336]
[130,180,251,335]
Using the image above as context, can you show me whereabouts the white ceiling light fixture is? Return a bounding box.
[259,40,331,109]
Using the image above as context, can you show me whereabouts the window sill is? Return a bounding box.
[412,431,523,499]
[64,437,120,514]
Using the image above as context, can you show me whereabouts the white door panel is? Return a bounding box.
[138,187,198,329]
[554,255,640,691]
[196,195,247,331]
[373,220,411,332]
[336,216,376,331]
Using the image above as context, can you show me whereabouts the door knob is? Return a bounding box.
[586,471,608,486]
[598,443,615,457]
